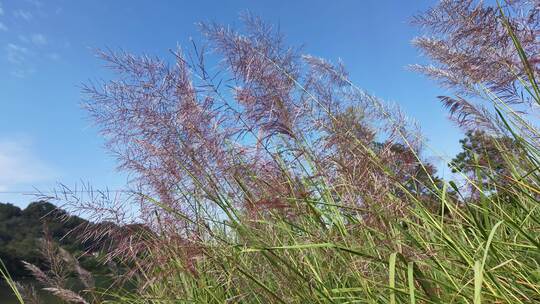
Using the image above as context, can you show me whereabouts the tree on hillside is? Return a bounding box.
[449,130,518,197]
[0,201,101,278]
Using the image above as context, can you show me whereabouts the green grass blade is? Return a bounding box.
[389,252,397,304]
[408,262,416,304]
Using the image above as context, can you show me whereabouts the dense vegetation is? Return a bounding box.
[3,0,540,303]
[0,201,92,278]
[0,202,132,303]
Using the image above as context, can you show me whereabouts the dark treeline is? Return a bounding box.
[0,201,108,278]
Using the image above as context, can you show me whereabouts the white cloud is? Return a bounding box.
[31,33,47,46]
[0,22,7,32]
[0,137,56,192]
[0,2,4,16]
[14,10,33,21]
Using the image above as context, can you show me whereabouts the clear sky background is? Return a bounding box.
[0,0,462,207]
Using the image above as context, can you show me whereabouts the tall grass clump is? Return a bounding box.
[9,0,540,303]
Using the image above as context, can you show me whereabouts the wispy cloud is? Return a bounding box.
[11,67,34,78]
[4,4,64,77]
[18,35,29,43]
[31,33,47,46]
[14,9,33,21]
[0,137,57,192]
[48,52,60,60]
[19,34,47,46]
[6,43,28,64]
[0,2,5,32]
[25,0,42,8]
[5,43,35,77]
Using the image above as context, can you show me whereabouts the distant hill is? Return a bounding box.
[0,201,100,278]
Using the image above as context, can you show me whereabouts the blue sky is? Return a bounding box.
[0,0,462,207]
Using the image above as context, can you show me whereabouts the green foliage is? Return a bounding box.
[450,131,515,182]
[0,201,94,278]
